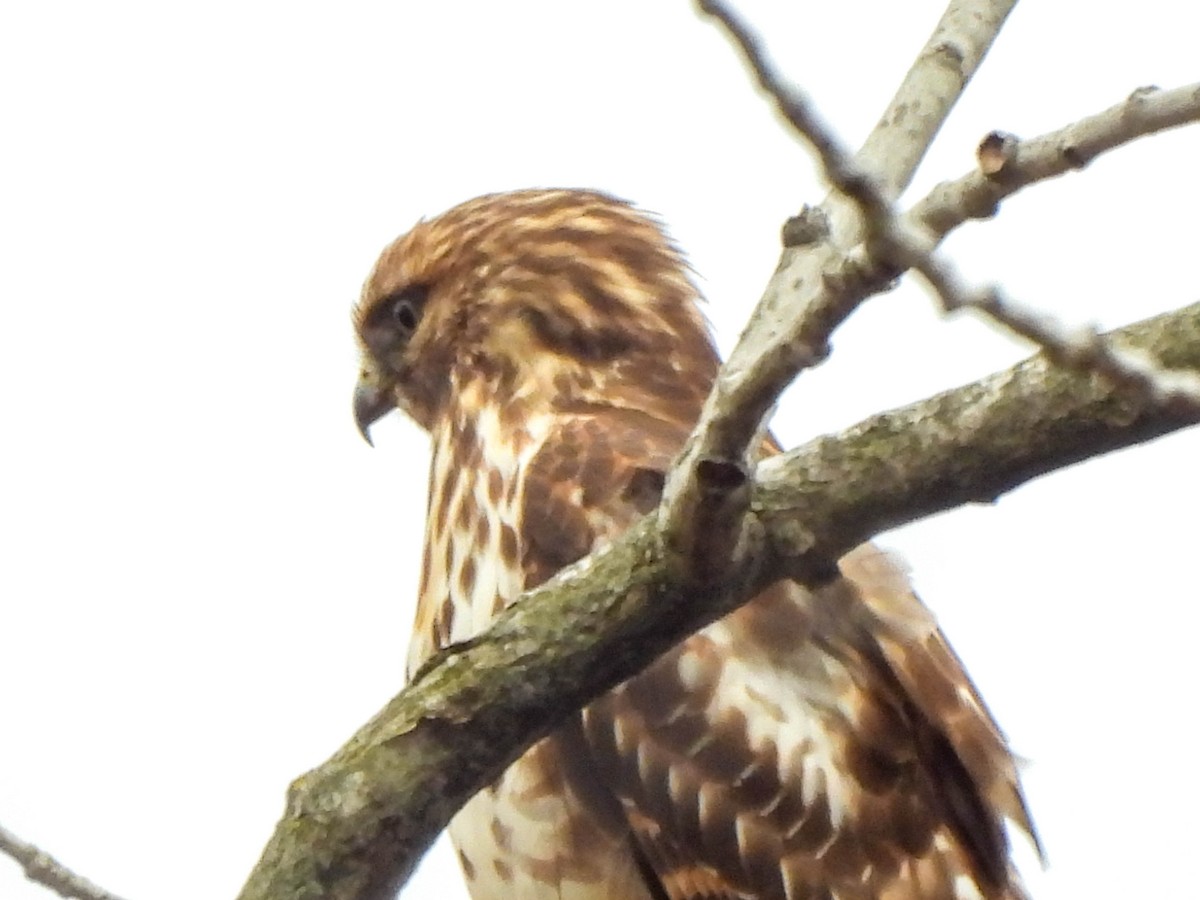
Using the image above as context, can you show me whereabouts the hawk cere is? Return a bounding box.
[353,190,1038,899]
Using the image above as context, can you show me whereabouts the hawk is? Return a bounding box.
[352,189,1039,899]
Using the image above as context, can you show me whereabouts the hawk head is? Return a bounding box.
[352,189,718,441]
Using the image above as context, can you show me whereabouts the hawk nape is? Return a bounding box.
[352,189,1039,900]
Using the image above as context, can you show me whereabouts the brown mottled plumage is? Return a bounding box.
[353,189,1040,900]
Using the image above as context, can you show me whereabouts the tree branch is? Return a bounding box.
[673,0,1013,498]
[911,83,1200,239]
[697,0,1200,414]
[238,302,1200,900]
[660,0,1014,576]
[755,303,1200,568]
[697,0,1017,234]
[903,83,1200,412]
[0,823,128,900]
[851,0,1017,208]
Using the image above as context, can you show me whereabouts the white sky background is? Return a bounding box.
[1,1,1198,898]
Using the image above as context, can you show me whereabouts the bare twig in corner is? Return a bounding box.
[699,0,1200,414]
[0,823,128,900]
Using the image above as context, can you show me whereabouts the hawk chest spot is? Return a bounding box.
[409,405,553,675]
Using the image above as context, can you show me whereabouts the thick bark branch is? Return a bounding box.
[755,304,1200,569]
[239,302,1200,900]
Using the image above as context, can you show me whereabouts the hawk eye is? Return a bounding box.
[384,285,428,337]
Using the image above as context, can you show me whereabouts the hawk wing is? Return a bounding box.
[519,405,1039,900]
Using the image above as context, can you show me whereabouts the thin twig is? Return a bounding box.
[911,83,1200,239]
[911,258,1200,413]
[696,0,863,199]
[0,823,128,900]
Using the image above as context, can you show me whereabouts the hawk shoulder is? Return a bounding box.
[512,405,1037,900]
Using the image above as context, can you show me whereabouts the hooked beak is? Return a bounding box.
[353,371,395,446]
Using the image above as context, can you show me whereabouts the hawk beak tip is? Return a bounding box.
[353,379,393,447]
